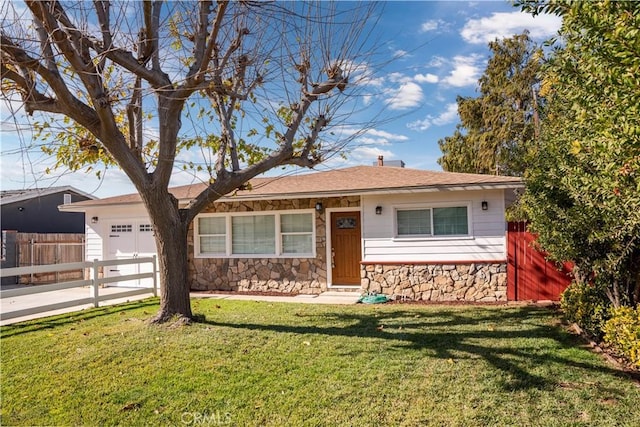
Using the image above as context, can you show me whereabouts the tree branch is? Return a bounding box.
[1,33,97,125]
[150,1,162,72]
[93,0,111,74]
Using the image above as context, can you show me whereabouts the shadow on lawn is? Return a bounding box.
[203,305,638,391]
[0,298,159,338]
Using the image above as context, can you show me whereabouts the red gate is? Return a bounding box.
[507,221,573,301]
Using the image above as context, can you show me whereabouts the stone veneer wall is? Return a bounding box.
[188,196,360,294]
[361,263,508,302]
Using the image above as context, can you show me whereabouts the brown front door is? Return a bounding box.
[330,211,362,285]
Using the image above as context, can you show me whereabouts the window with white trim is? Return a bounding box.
[198,216,226,255]
[232,215,275,255]
[195,210,315,257]
[280,213,313,254]
[396,206,469,237]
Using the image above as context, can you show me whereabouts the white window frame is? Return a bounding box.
[393,202,473,240]
[194,209,316,258]
[196,216,228,256]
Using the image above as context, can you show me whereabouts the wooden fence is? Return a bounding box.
[5,233,85,285]
[507,221,573,301]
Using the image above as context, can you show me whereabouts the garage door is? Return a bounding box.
[107,221,156,287]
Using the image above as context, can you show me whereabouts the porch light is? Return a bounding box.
[315,202,323,212]
[481,201,488,211]
[91,216,99,223]
[375,206,382,215]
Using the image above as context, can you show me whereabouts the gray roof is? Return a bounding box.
[0,186,97,205]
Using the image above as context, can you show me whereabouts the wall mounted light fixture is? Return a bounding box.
[315,202,323,212]
[91,216,99,224]
[481,201,488,211]
[375,206,382,215]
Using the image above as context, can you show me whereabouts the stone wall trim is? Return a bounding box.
[361,262,508,302]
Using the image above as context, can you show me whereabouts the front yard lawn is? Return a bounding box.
[2,299,639,426]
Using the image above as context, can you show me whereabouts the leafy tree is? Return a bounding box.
[0,1,380,322]
[520,0,640,307]
[438,32,542,176]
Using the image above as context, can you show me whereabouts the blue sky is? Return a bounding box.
[0,1,561,198]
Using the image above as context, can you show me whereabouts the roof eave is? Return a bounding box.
[2,186,97,205]
[59,181,523,211]
[213,182,523,202]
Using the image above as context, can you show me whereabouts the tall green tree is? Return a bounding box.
[438,32,542,176]
[520,0,640,307]
[0,1,379,322]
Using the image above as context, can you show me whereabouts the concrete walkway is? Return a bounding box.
[1,288,361,326]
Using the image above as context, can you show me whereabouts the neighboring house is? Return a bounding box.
[60,160,523,301]
[1,186,96,233]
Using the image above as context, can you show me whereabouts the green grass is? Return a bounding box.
[2,299,639,426]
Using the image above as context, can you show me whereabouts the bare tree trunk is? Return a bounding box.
[142,190,192,323]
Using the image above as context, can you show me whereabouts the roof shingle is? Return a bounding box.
[63,166,522,209]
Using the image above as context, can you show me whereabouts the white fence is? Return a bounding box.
[0,257,157,321]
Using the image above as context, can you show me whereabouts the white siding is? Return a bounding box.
[84,208,105,261]
[83,206,152,261]
[361,190,507,262]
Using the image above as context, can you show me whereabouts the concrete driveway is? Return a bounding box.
[0,286,154,326]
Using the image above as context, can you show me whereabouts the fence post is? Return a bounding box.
[30,239,35,284]
[55,243,59,283]
[92,259,100,308]
[152,255,158,297]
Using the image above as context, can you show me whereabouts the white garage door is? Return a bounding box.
[107,221,157,287]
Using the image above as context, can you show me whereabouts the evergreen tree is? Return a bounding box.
[438,33,542,176]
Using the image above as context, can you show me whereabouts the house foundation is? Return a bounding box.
[361,263,508,302]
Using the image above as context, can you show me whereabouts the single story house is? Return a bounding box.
[60,160,523,302]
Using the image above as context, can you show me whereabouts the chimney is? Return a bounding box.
[377,155,384,167]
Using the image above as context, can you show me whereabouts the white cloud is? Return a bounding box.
[361,76,385,88]
[432,103,459,126]
[414,73,439,84]
[407,103,459,132]
[365,129,409,141]
[461,12,562,44]
[388,72,412,84]
[427,56,446,68]
[420,19,450,33]
[441,55,483,87]
[350,146,396,163]
[393,49,409,59]
[319,145,396,170]
[356,129,409,146]
[384,81,423,110]
[329,126,409,147]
